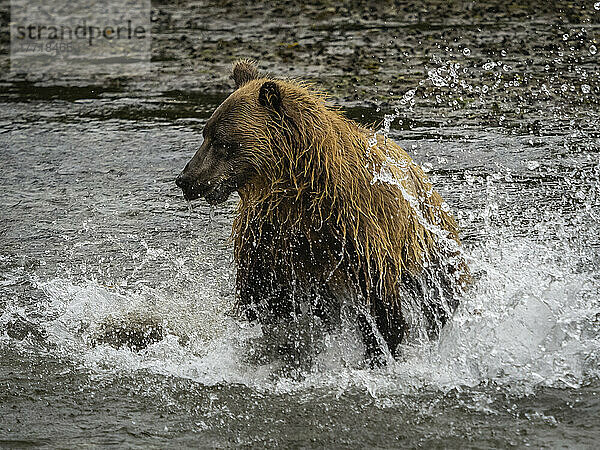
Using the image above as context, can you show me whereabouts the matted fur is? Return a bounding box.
[225,72,468,351]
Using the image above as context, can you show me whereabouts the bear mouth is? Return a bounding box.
[203,184,233,205]
[181,181,233,206]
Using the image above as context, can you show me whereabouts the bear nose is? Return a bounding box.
[175,173,189,189]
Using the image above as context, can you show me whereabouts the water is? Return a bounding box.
[2,3,600,447]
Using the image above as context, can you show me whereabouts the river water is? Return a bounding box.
[1,2,600,448]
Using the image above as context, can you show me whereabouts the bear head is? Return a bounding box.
[176,59,290,205]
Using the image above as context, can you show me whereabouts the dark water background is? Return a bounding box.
[1,1,600,447]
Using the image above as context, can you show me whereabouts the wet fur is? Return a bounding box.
[225,63,469,361]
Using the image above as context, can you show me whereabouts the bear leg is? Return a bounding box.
[374,306,406,359]
[357,312,388,367]
[357,302,406,366]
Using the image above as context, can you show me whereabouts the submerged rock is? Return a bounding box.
[4,317,47,343]
[94,316,165,351]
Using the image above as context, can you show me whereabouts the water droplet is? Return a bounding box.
[463,47,471,56]
[590,45,598,55]
[562,34,569,41]
[582,84,591,94]
[526,161,540,170]
[501,50,507,56]
[595,2,600,10]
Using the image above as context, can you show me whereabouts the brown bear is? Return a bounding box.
[176,60,468,364]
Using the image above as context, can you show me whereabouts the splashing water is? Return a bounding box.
[3,195,597,396]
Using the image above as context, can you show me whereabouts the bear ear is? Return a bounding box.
[231,59,259,89]
[258,81,283,111]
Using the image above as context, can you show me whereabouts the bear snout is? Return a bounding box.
[175,172,191,190]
